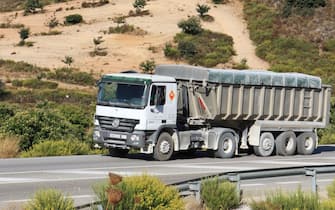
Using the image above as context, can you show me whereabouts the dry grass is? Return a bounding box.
[0,135,20,158]
[184,196,205,210]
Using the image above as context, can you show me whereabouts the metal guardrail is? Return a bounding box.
[171,164,335,201]
[75,164,335,209]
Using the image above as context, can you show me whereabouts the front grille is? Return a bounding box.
[97,116,139,132]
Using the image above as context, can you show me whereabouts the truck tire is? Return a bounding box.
[276,131,297,156]
[297,132,316,155]
[153,132,174,161]
[109,148,129,157]
[215,133,236,158]
[254,132,275,157]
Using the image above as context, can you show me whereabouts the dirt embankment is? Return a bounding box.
[0,0,269,74]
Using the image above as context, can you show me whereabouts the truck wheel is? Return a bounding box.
[215,133,236,158]
[276,131,297,156]
[153,132,174,161]
[297,132,316,155]
[109,148,129,157]
[254,132,275,157]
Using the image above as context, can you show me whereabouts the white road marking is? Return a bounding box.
[276,181,301,185]
[241,183,265,187]
[318,179,334,183]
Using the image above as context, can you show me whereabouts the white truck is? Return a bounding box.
[93,64,331,161]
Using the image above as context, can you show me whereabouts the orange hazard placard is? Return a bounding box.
[169,90,175,101]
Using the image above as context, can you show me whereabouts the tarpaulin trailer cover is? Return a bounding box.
[155,64,322,89]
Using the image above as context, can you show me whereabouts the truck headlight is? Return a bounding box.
[130,134,140,141]
[94,130,101,138]
[94,119,99,126]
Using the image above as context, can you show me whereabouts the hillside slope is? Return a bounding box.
[0,0,269,73]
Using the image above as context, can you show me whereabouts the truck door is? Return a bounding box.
[146,83,177,130]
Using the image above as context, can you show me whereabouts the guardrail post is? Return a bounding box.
[305,168,317,193]
[228,173,241,200]
[189,181,201,201]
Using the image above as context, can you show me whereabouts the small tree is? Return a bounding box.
[24,0,43,15]
[112,16,126,27]
[196,4,210,17]
[178,16,202,35]
[62,56,74,67]
[18,27,30,45]
[46,13,59,30]
[93,36,104,52]
[140,59,155,74]
[133,0,146,14]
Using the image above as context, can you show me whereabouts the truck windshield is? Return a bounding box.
[97,82,148,109]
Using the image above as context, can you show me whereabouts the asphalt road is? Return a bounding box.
[0,145,335,209]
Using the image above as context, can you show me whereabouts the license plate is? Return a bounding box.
[110,133,121,139]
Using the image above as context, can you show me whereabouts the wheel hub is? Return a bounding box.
[304,137,313,150]
[262,138,273,151]
[223,139,232,152]
[159,140,170,154]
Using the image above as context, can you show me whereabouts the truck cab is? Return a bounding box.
[93,73,178,160]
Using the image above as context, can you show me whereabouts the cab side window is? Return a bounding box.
[150,85,166,106]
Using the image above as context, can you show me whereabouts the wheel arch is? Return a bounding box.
[148,124,179,151]
[208,127,239,151]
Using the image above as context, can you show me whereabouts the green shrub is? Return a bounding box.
[251,188,319,210]
[47,67,95,86]
[93,174,184,210]
[64,14,83,25]
[139,59,156,74]
[212,0,224,4]
[108,24,135,34]
[282,0,326,17]
[178,16,202,35]
[327,179,335,199]
[20,139,93,157]
[201,178,240,210]
[196,4,210,17]
[25,188,74,210]
[164,43,180,59]
[0,103,16,123]
[324,39,335,53]
[4,89,95,105]
[0,59,50,74]
[18,27,30,42]
[321,199,335,210]
[24,0,43,15]
[133,0,146,14]
[2,108,79,150]
[12,78,58,89]
[165,30,235,67]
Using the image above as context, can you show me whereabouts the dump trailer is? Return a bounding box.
[93,64,331,160]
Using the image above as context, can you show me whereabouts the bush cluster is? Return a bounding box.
[25,189,74,210]
[1,108,79,150]
[82,0,109,8]
[12,78,58,89]
[47,67,96,86]
[164,30,235,67]
[282,0,326,17]
[64,14,83,25]
[20,139,94,157]
[4,89,95,105]
[0,59,50,74]
[201,177,240,210]
[93,174,184,210]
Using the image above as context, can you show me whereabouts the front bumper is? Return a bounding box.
[93,128,146,149]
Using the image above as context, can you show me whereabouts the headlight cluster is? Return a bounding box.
[130,134,140,141]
